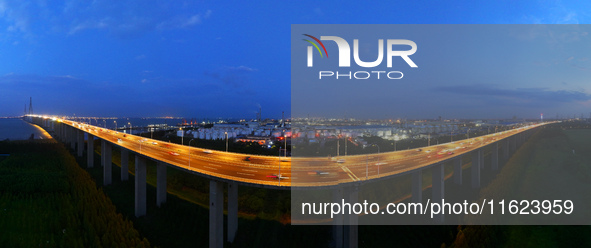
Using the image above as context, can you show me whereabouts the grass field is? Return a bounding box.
[0,140,151,247]
[451,124,591,247]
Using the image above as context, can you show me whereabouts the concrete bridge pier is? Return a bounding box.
[491,142,499,171]
[480,145,485,169]
[332,186,344,248]
[59,123,63,142]
[69,126,76,150]
[432,163,445,223]
[65,124,69,144]
[54,122,60,141]
[208,180,240,247]
[120,149,129,181]
[412,170,423,203]
[227,182,238,243]
[343,184,359,248]
[57,123,62,141]
[135,155,147,217]
[77,130,84,157]
[54,122,58,139]
[65,125,69,142]
[453,156,463,185]
[62,124,67,144]
[504,139,509,160]
[156,162,167,207]
[102,140,112,186]
[209,180,224,248]
[66,125,71,147]
[471,149,481,189]
[87,134,94,168]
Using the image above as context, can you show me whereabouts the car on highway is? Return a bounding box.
[117,138,122,142]
[203,150,213,154]
[244,156,251,161]
[168,151,180,156]
[336,159,346,163]
[416,148,422,152]
[267,174,288,180]
[308,171,329,175]
[152,142,158,145]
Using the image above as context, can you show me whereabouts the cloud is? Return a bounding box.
[435,85,591,106]
[0,1,33,33]
[557,11,578,24]
[155,10,212,30]
[227,65,257,72]
[314,8,323,17]
[203,65,258,95]
[0,1,212,39]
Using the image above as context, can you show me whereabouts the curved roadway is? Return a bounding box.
[57,119,550,188]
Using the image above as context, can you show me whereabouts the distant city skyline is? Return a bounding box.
[1,1,591,118]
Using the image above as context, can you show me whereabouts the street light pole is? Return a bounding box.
[278,148,281,186]
[225,131,228,152]
[180,127,183,145]
[284,134,287,157]
[114,121,117,131]
[373,144,380,176]
[345,136,347,156]
[451,130,453,142]
[128,122,131,134]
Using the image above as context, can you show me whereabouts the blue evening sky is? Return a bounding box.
[0,0,590,119]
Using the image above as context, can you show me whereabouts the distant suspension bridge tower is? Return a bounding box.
[28,97,33,115]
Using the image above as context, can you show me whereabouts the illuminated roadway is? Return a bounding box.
[55,118,550,188]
